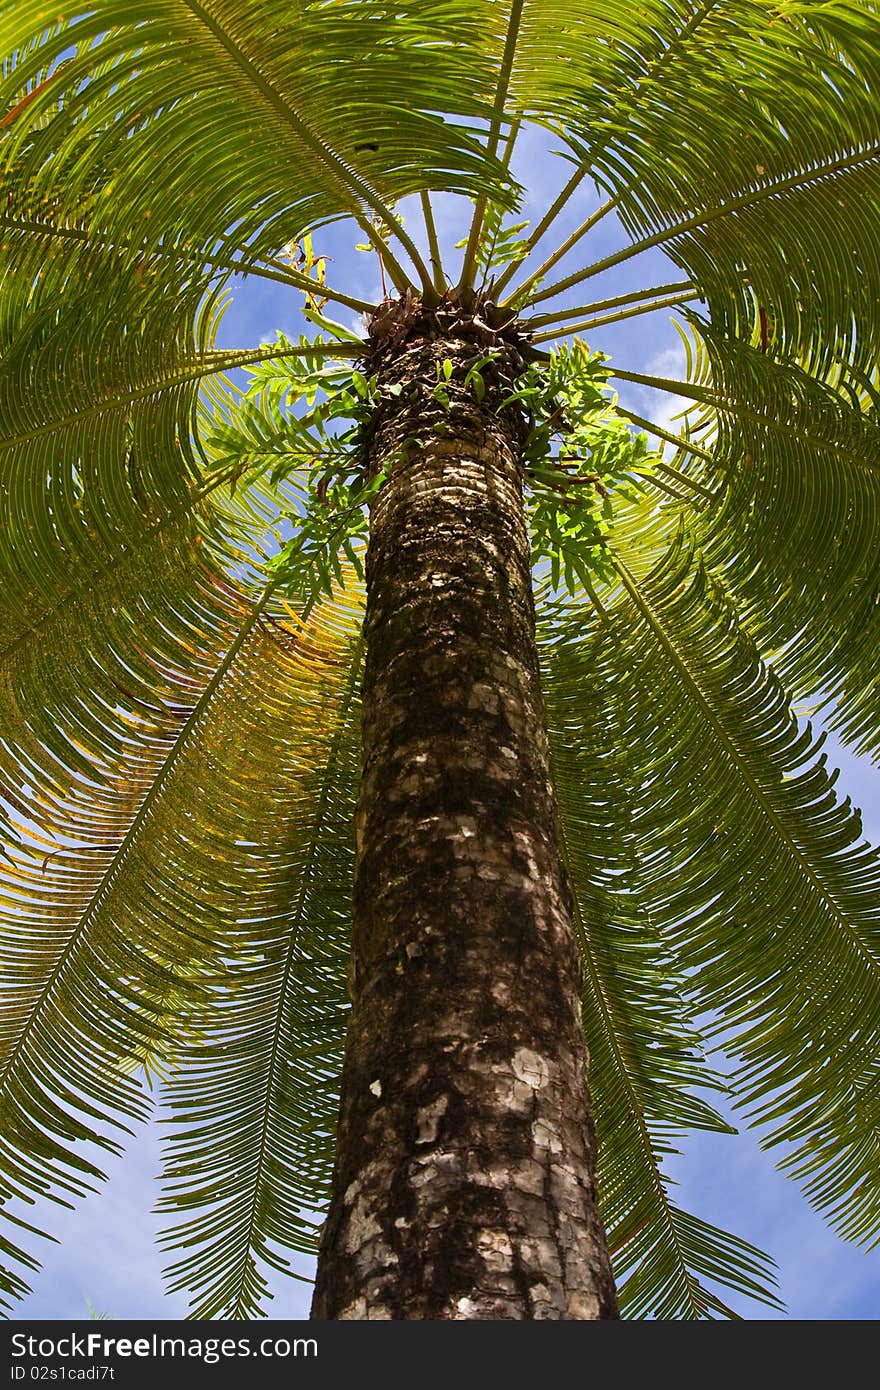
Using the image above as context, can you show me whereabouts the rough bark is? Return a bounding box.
[311,308,618,1320]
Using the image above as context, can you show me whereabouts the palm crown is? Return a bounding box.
[1,0,879,1320]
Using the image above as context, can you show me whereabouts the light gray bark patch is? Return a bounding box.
[415,1095,449,1145]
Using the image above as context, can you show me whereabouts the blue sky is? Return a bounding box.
[11,123,880,1321]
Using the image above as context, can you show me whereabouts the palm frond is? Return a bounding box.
[0,205,221,642]
[0,0,511,276]
[541,608,783,1318]
[0,173,359,654]
[490,2,729,299]
[696,330,880,764]
[526,2,880,372]
[555,531,880,1249]
[0,335,364,1317]
[0,556,265,1304]
[613,322,880,762]
[158,591,363,1319]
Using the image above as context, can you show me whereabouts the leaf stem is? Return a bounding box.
[610,367,709,400]
[0,214,377,315]
[490,164,587,299]
[530,288,698,342]
[614,405,714,465]
[420,192,446,294]
[355,216,420,297]
[502,195,617,306]
[457,0,524,293]
[527,280,694,331]
[233,255,375,315]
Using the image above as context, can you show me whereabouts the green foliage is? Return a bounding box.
[513,346,659,594]
[542,598,784,1318]
[157,600,363,1318]
[202,335,387,602]
[456,197,530,280]
[266,466,382,601]
[211,342,656,606]
[689,323,880,761]
[544,526,880,1261]
[1,0,879,1324]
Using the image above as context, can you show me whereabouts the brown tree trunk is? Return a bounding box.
[311,312,618,1320]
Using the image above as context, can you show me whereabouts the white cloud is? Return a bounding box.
[631,342,691,449]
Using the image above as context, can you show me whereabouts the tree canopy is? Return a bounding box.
[1,0,879,1319]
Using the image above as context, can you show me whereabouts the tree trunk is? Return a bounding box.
[311,310,618,1320]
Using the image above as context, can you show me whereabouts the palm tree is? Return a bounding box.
[1,0,879,1321]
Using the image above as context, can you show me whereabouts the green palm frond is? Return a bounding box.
[0,206,217,639]
[0,179,348,650]
[1,0,878,1323]
[0,215,365,1299]
[0,556,262,1303]
[158,590,362,1319]
[521,2,880,371]
[0,139,363,1304]
[613,322,880,761]
[0,0,511,285]
[0,315,364,1302]
[552,530,880,1248]
[541,607,783,1319]
[696,329,880,762]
